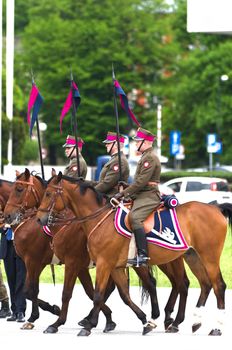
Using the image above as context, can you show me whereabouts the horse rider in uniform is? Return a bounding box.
[63,135,87,179]
[94,132,129,197]
[114,127,161,266]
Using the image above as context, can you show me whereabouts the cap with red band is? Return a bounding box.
[63,135,84,148]
[102,132,125,144]
[133,127,156,142]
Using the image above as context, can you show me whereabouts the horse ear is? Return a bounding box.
[51,168,56,176]
[57,171,62,183]
[15,170,20,177]
[25,168,30,179]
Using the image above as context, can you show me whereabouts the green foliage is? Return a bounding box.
[12,117,27,164]
[14,0,174,165]
[8,0,232,169]
[23,138,39,163]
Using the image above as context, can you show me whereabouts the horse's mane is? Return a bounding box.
[50,174,108,206]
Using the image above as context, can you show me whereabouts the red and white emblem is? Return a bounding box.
[144,161,150,168]
[113,165,119,172]
[72,166,77,171]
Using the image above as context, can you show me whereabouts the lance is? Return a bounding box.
[112,64,123,183]
[70,69,81,178]
[31,70,45,180]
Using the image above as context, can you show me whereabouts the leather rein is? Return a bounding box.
[37,181,114,228]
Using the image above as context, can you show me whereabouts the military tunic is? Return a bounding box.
[121,147,161,230]
[64,153,87,179]
[95,152,129,197]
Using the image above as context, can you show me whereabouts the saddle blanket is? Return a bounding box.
[114,204,188,251]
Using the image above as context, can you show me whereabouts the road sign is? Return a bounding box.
[170,131,181,156]
[207,134,222,154]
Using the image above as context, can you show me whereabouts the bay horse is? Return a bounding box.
[3,170,117,333]
[36,173,229,336]
[3,169,211,334]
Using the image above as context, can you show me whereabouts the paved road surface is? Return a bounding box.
[0,284,231,349]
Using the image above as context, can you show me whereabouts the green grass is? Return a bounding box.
[38,229,232,289]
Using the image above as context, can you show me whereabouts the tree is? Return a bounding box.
[15,0,174,165]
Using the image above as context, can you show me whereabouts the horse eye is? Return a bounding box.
[16,187,23,193]
[45,192,51,198]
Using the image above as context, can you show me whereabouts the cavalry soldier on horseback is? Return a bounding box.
[94,132,129,197]
[63,135,87,179]
[114,127,161,266]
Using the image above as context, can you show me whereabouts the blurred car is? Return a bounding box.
[162,176,232,204]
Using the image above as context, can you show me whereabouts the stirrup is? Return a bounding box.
[127,255,150,267]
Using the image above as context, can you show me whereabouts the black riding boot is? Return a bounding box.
[128,228,149,266]
[0,299,11,318]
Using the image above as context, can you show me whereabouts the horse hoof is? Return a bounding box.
[103,321,117,333]
[20,322,35,330]
[52,305,61,316]
[142,323,154,335]
[165,325,179,333]
[43,325,58,334]
[164,318,174,330]
[192,322,202,333]
[77,328,91,336]
[78,318,90,327]
[208,328,222,336]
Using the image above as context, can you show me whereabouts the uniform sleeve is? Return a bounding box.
[122,156,155,197]
[95,161,120,194]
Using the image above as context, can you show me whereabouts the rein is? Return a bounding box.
[38,180,113,225]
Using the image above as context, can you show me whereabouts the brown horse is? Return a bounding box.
[3,170,117,333]
[36,173,229,336]
[3,169,211,334]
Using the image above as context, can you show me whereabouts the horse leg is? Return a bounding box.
[162,258,189,333]
[110,268,153,335]
[132,266,159,329]
[78,270,116,333]
[43,262,79,333]
[23,262,60,329]
[184,248,212,333]
[195,256,226,336]
[77,263,112,336]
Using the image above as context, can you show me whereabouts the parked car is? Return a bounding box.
[162,176,232,204]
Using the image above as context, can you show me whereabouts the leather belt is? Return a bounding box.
[148,181,159,186]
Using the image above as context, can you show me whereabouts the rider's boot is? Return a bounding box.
[128,228,150,267]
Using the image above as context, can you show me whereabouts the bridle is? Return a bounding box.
[6,175,42,224]
[38,182,70,226]
[37,180,114,227]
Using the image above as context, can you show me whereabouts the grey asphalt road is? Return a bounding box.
[0,284,231,349]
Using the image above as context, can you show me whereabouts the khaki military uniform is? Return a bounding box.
[121,147,161,230]
[64,153,87,179]
[95,152,129,197]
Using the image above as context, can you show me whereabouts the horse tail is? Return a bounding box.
[50,264,56,286]
[139,266,157,305]
[217,203,232,229]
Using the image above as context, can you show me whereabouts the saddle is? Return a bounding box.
[123,194,178,234]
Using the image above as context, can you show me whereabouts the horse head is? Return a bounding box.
[37,172,68,226]
[4,168,46,225]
